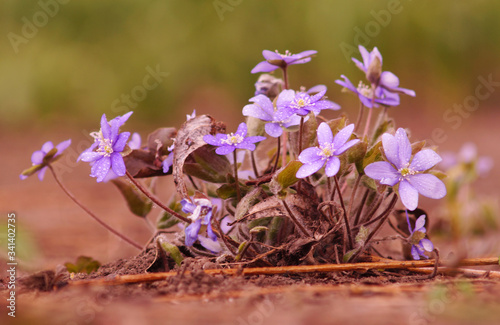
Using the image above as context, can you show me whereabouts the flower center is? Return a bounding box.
[318,143,335,159]
[221,133,244,145]
[91,130,114,157]
[357,81,373,98]
[398,164,417,179]
[292,95,311,110]
[276,49,291,58]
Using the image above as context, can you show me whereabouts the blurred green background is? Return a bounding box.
[1,0,499,128]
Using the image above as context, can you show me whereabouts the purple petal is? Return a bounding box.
[325,157,340,177]
[358,45,370,70]
[185,220,202,246]
[352,57,366,72]
[411,246,421,260]
[335,75,357,93]
[198,235,221,253]
[414,215,427,231]
[251,61,278,74]
[336,139,360,155]
[55,139,72,156]
[100,114,111,139]
[307,84,327,94]
[392,86,416,97]
[410,149,442,172]
[276,89,296,107]
[265,123,283,138]
[295,50,317,59]
[235,123,248,137]
[203,134,219,146]
[110,152,126,176]
[317,123,333,145]
[162,153,173,173]
[215,145,235,155]
[314,100,341,112]
[236,142,257,151]
[380,71,400,88]
[113,132,131,152]
[128,133,141,150]
[407,174,446,199]
[78,151,102,163]
[364,161,399,186]
[31,150,46,165]
[91,157,111,183]
[37,166,48,181]
[399,180,419,211]
[332,124,355,149]
[296,159,325,178]
[420,238,434,252]
[395,128,411,166]
[243,103,272,122]
[381,133,400,167]
[298,147,322,164]
[243,136,266,144]
[41,141,54,154]
[181,199,196,214]
[262,50,282,61]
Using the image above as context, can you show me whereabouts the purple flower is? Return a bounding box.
[440,142,493,177]
[364,128,447,211]
[296,123,360,178]
[162,143,175,174]
[282,86,340,117]
[254,74,284,98]
[78,112,133,182]
[352,45,416,97]
[181,197,216,247]
[20,139,71,181]
[128,132,142,150]
[251,50,317,74]
[242,92,302,138]
[406,211,434,260]
[203,122,266,155]
[335,75,400,108]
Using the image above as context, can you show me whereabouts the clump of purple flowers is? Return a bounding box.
[78,112,133,182]
[22,45,457,266]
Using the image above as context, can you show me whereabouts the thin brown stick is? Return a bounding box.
[69,257,500,287]
[281,199,312,238]
[125,171,190,224]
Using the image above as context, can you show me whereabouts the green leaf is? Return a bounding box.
[359,140,383,174]
[183,146,232,183]
[20,164,45,177]
[65,256,101,274]
[246,116,266,137]
[235,187,263,220]
[343,248,359,263]
[159,240,183,266]
[269,160,302,195]
[157,201,183,229]
[355,225,370,246]
[111,179,153,218]
[371,118,394,143]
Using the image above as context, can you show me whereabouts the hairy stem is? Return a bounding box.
[49,166,142,250]
[273,136,281,173]
[334,175,354,249]
[354,102,365,133]
[250,150,260,178]
[125,171,190,224]
[281,199,312,238]
[233,150,241,202]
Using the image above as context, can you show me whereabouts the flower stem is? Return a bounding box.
[282,67,289,90]
[362,107,373,140]
[334,175,354,249]
[281,130,288,167]
[233,150,241,202]
[298,116,305,154]
[273,136,281,173]
[250,150,260,178]
[125,171,191,224]
[48,166,142,250]
[281,199,312,238]
[354,102,365,133]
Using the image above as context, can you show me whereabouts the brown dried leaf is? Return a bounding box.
[173,115,225,198]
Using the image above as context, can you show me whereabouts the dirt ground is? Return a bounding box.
[1,108,500,325]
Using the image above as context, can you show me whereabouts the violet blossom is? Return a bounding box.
[251,50,317,74]
[364,128,447,211]
[181,197,216,248]
[242,92,302,138]
[296,123,359,178]
[352,45,416,97]
[335,75,400,108]
[203,122,266,155]
[406,211,434,260]
[281,86,340,116]
[78,112,133,182]
[20,139,72,181]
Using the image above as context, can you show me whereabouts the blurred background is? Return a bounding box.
[1,1,499,269]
